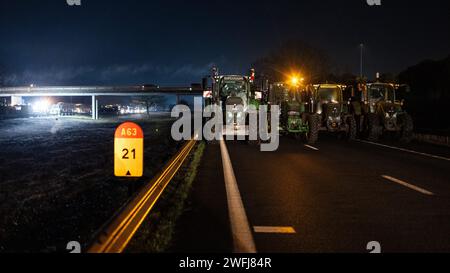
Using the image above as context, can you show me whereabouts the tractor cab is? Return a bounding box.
[269,82,319,144]
[206,69,262,138]
[213,75,251,129]
[310,84,348,115]
[270,82,312,115]
[364,83,399,112]
[364,83,408,122]
[307,83,356,139]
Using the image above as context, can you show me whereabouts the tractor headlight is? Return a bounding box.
[226,112,233,123]
[328,116,341,122]
[386,112,397,119]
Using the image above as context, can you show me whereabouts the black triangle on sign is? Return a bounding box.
[126,171,131,176]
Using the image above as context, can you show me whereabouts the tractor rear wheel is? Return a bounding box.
[346,115,357,141]
[400,113,414,143]
[304,114,319,144]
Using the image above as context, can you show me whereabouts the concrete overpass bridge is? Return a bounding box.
[0,85,203,119]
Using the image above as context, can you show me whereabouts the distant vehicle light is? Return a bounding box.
[32,99,51,113]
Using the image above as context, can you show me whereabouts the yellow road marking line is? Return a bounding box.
[101,142,192,252]
[89,139,196,253]
[253,226,296,234]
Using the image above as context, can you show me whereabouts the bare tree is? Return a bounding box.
[140,95,168,114]
[398,55,450,133]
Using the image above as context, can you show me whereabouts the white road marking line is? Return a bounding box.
[382,175,435,196]
[358,140,450,162]
[253,226,296,234]
[219,139,257,253]
[304,144,319,151]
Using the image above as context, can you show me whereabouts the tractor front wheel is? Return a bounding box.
[365,113,382,142]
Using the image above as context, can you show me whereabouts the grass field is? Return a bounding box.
[0,114,179,252]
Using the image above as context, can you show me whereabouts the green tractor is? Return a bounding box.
[308,83,357,140]
[205,68,263,141]
[361,82,413,142]
[269,82,319,144]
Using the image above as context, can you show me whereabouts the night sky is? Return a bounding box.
[0,0,449,86]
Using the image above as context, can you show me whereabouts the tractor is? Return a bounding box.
[204,68,263,142]
[361,82,413,142]
[268,82,319,144]
[308,83,357,140]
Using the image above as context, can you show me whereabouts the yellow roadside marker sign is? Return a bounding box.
[114,122,144,177]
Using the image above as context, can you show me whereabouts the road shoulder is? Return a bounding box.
[169,142,233,253]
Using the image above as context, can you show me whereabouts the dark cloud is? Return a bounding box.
[4,62,217,86]
[1,0,449,85]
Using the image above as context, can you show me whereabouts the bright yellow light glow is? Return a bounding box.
[288,72,304,87]
[290,76,299,86]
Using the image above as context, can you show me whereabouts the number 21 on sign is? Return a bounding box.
[114,122,144,177]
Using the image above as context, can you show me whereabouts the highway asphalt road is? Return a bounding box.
[171,135,450,253]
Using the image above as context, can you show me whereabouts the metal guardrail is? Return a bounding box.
[414,133,450,147]
[88,139,197,253]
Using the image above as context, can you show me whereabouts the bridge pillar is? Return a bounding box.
[92,95,98,120]
[11,96,23,106]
